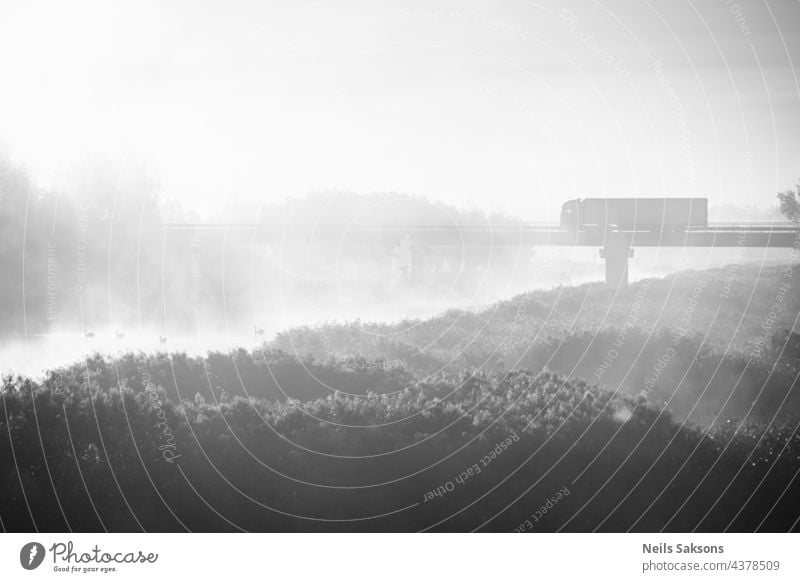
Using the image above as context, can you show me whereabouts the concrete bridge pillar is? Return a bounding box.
[599,235,633,287]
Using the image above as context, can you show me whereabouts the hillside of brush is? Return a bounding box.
[270,263,800,425]
[2,368,798,532]
[274,262,799,361]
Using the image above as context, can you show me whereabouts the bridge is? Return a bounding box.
[163,220,800,287]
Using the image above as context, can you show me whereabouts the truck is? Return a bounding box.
[560,198,708,232]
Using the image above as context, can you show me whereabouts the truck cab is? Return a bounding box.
[560,199,581,231]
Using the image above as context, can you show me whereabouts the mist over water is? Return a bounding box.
[2,234,789,379]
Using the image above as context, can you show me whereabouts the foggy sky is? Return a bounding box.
[0,0,798,220]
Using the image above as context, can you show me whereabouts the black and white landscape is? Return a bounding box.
[0,0,799,532]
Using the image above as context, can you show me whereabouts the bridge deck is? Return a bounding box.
[163,222,800,248]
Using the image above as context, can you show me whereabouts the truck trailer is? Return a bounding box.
[560,198,708,232]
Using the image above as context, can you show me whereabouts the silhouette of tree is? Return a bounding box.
[777,179,800,222]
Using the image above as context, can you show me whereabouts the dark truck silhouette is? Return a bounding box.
[561,198,708,232]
